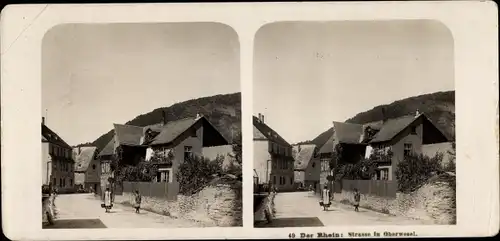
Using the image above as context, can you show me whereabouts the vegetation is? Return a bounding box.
[309,91,455,148]
[395,152,444,193]
[333,147,392,181]
[85,92,242,150]
[226,131,242,178]
[176,155,224,195]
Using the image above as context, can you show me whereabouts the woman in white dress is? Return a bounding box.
[104,188,112,213]
[320,185,331,211]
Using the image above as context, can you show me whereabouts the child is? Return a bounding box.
[353,188,361,212]
[134,190,142,214]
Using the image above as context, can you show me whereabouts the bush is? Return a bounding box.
[118,161,159,182]
[176,155,224,195]
[395,152,444,193]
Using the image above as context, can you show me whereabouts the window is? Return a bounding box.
[156,169,172,182]
[273,175,277,184]
[184,146,193,161]
[404,143,413,157]
[59,178,63,187]
[312,162,316,168]
[381,169,389,180]
[53,178,57,186]
[290,177,293,185]
[411,126,417,135]
[70,179,73,186]
[92,164,96,170]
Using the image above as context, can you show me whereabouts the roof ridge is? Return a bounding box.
[113,123,143,128]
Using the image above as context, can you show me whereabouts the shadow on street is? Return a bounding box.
[43,219,107,229]
[254,217,324,228]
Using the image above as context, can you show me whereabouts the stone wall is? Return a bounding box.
[334,177,456,224]
[114,181,242,227]
[254,192,276,222]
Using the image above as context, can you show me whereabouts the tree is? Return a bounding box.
[445,121,456,172]
[228,131,242,166]
[176,155,224,195]
[226,131,242,177]
[395,152,444,193]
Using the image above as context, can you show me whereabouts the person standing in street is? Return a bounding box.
[103,187,112,213]
[320,184,331,211]
[353,188,361,212]
[134,190,142,214]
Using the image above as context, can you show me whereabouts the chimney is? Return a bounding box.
[196,113,201,120]
[381,107,387,124]
[162,110,167,125]
[42,117,45,125]
[258,113,262,122]
[415,109,420,117]
[78,146,81,154]
[298,145,302,152]
[261,114,265,123]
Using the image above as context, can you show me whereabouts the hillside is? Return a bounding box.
[308,91,455,148]
[88,92,242,150]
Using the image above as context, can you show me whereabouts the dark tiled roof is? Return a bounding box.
[369,115,417,143]
[293,144,316,170]
[73,147,98,172]
[114,124,145,146]
[42,124,72,149]
[98,137,116,157]
[253,116,291,147]
[149,117,198,145]
[333,121,364,144]
[318,135,335,154]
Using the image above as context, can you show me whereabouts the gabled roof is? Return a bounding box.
[332,121,365,144]
[73,147,98,172]
[368,115,419,143]
[318,134,335,154]
[42,124,72,149]
[149,117,199,145]
[293,144,316,170]
[98,116,228,156]
[253,116,291,147]
[98,137,116,157]
[113,124,145,146]
[318,122,364,154]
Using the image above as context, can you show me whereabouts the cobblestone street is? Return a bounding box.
[262,191,432,227]
[44,193,204,228]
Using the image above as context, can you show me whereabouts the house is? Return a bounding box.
[292,144,320,190]
[41,117,75,192]
[73,146,100,193]
[97,112,230,196]
[317,121,371,191]
[318,110,452,190]
[253,114,295,192]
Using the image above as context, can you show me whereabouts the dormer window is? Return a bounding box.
[411,126,417,135]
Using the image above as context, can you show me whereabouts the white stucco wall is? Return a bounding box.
[41,142,51,185]
[422,142,453,165]
[202,145,234,168]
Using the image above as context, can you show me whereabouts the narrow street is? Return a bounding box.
[256,191,432,227]
[44,193,204,229]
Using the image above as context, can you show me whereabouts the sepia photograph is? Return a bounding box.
[253,20,457,227]
[1,2,497,240]
[41,22,242,229]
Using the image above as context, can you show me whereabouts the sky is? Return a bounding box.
[42,23,240,146]
[253,20,455,144]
